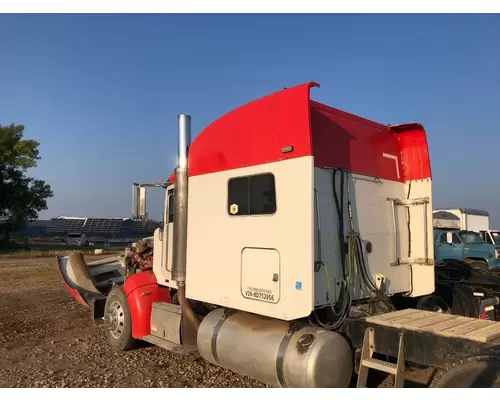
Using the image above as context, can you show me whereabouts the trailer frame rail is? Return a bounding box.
[342,309,500,369]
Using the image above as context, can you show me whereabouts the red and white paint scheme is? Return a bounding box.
[57,82,452,389]
[154,82,434,321]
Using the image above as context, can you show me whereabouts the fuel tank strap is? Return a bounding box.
[276,324,300,388]
[211,309,236,365]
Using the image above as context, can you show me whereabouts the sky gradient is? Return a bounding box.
[1,14,499,225]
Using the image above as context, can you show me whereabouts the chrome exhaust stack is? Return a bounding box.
[171,114,200,330]
[172,114,191,283]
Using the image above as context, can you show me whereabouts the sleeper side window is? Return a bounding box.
[228,173,276,216]
[228,177,250,216]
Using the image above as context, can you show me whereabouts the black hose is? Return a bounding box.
[310,170,351,330]
[333,170,345,276]
[354,235,395,313]
[309,168,395,330]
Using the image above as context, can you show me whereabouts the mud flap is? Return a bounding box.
[479,297,499,320]
[91,295,108,321]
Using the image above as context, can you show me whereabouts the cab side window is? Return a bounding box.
[439,232,461,244]
[167,190,175,223]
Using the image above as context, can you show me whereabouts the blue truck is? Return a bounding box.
[434,228,500,271]
[433,210,500,270]
[393,210,500,320]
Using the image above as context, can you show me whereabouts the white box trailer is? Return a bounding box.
[434,208,490,232]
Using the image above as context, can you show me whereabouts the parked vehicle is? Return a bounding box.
[433,210,500,270]
[480,229,500,245]
[434,208,500,247]
[434,208,489,231]
[66,232,87,246]
[434,228,500,270]
[54,82,500,388]
[393,213,500,322]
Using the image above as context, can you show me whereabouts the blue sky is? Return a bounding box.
[1,14,499,225]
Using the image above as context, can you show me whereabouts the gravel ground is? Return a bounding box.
[0,257,435,388]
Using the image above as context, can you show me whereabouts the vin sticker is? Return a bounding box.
[244,286,275,302]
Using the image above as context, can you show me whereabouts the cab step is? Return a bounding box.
[142,334,192,354]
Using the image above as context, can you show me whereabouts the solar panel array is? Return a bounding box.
[131,219,163,233]
[20,217,163,238]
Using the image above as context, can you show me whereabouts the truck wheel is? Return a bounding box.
[450,285,479,318]
[467,260,488,271]
[435,282,472,317]
[416,295,450,313]
[454,285,480,318]
[430,355,500,387]
[104,286,136,351]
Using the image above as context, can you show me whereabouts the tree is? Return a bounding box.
[0,123,53,244]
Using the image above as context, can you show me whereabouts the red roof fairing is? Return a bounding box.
[169,82,431,183]
[187,82,317,178]
[391,124,432,182]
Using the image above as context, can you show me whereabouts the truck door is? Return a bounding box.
[152,187,177,288]
[435,231,464,262]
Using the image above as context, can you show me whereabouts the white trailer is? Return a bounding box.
[434,208,489,231]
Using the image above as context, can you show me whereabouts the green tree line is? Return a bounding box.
[0,123,53,244]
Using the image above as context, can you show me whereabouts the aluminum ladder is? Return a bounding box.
[356,327,406,388]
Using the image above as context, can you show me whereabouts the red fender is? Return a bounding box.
[123,271,172,339]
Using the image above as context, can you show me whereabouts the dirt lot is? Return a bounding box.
[0,256,435,388]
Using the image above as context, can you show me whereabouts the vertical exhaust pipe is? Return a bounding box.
[172,114,190,283]
[172,114,200,330]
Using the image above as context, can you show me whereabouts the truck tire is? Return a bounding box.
[428,282,454,312]
[416,295,450,313]
[454,285,480,318]
[430,355,500,387]
[450,285,474,317]
[435,281,473,317]
[104,286,136,351]
[466,260,488,271]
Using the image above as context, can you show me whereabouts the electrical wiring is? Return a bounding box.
[309,168,395,330]
[309,169,352,330]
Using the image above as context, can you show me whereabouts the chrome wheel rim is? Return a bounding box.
[107,300,125,339]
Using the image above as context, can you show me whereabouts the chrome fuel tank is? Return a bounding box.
[197,308,353,388]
